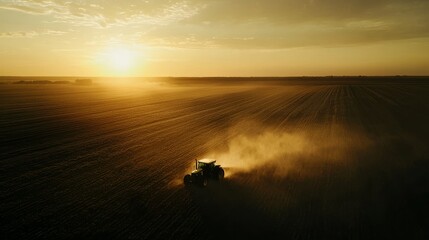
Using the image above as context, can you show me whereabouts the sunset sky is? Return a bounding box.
[1,0,429,76]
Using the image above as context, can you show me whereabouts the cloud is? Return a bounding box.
[175,0,429,48]
[0,0,202,28]
[137,0,429,49]
[186,0,428,24]
[0,4,46,14]
[0,30,66,38]
[1,0,428,48]
[0,31,38,38]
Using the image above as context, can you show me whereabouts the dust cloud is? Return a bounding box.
[209,127,307,176]
[206,121,373,177]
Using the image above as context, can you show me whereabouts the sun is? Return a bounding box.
[95,44,146,76]
[106,47,135,71]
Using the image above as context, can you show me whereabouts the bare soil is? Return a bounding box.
[1,77,428,239]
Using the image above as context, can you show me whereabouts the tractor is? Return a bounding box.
[183,159,225,187]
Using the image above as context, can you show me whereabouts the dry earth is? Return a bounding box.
[1,77,428,239]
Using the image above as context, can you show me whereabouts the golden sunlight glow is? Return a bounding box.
[106,48,134,71]
[95,46,140,76]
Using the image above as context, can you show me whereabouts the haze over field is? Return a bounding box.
[1,77,429,239]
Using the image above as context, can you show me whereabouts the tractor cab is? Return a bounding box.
[184,158,225,187]
[197,159,216,170]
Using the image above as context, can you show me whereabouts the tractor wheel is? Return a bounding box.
[216,167,225,181]
[183,174,192,185]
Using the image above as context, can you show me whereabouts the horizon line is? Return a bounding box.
[1,75,429,78]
